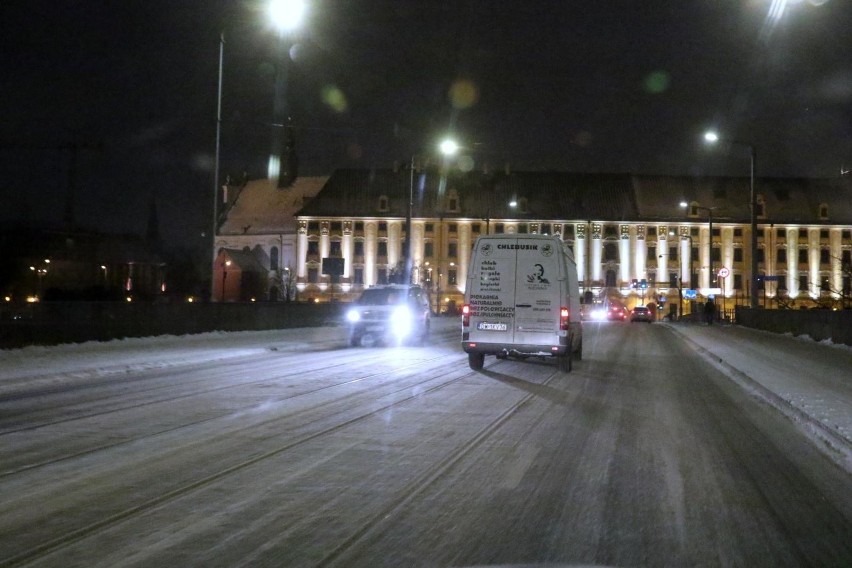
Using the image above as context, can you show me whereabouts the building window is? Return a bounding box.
[330,221,342,233]
[378,222,387,233]
[798,249,808,264]
[494,223,504,234]
[540,223,552,235]
[777,228,785,239]
[448,223,457,234]
[734,228,742,237]
[819,204,829,219]
[330,241,341,256]
[472,223,481,234]
[734,274,743,290]
[448,198,458,211]
[308,267,318,283]
[424,242,434,258]
[448,242,458,258]
[517,224,528,234]
[354,241,364,256]
[425,223,434,233]
[448,269,457,285]
[843,250,851,266]
[270,246,279,270]
[648,227,657,237]
[777,249,786,264]
[378,196,389,211]
[354,221,364,233]
[820,249,830,265]
[734,248,743,262]
[354,267,364,285]
[669,246,677,258]
[378,241,388,257]
[669,272,678,287]
[691,227,699,237]
[604,225,617,238]
[712,247,722,262]
[307,241,319,256]
[378,268,388,284]
[799,275,808,291]
[648,246,656,259]
[604,243,617,261]
[308,221,320,233]
[843,230,851,241]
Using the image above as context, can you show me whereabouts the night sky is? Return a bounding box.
[1,0,849,256]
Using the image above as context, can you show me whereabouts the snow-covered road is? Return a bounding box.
[1,319,850,567]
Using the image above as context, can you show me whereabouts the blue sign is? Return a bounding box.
[683,289,698,300]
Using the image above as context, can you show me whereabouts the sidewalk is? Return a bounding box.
[663,321,852,472]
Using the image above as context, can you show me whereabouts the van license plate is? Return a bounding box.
[477,322,507,331]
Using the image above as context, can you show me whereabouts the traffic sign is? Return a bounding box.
[717,267,730,278]
[683,289,698,300]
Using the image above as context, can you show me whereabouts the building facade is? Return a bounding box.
[291,169,852,315]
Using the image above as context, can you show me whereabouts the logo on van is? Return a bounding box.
[527,264,550,284]
[541,243,553,257]
[480,243,493,256]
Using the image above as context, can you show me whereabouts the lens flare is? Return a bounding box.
[449,79,479,109]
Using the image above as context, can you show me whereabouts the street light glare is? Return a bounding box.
[269,0,306,33]
[439,139,459,156]
[704,131,720,143]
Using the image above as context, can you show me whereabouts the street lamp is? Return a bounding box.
[405,138,458,284]
[268,0,305,186]
[704,130,758,309]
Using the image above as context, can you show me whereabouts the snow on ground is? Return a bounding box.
[2,319,850,471]
[665,322,852,473]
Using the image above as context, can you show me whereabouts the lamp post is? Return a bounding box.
[405,137,458,284]
[267,0,306,185]
[221,259,231,302]
[704,131,758,309]
[211,32,225,301]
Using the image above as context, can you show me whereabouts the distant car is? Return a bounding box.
[630,305,653,323]
[345,285,431,347]
[607,305,627,321]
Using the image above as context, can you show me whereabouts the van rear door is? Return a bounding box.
[511,238,561,347]
[467,237,516,344]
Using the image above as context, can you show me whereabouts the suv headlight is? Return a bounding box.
[390,305,412,337]
[346,309,361,323]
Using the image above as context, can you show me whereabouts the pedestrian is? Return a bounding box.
[704,299,715,325]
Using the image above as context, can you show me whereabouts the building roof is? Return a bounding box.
[219,176,328,235]
[294,169,852,226]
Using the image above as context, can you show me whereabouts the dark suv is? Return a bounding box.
[345,285,431,347]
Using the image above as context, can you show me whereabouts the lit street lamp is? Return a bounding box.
[404,138,459,284]
[211,1,305,301]
[704,130,758,309]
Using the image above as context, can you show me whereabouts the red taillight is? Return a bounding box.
[462,304,471,327]
[560,307,569,330]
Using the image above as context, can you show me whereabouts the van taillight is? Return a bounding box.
[560,307,569,330]
[462,304,471,326]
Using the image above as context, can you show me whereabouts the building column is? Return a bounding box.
[591,223,602,284]
[657,227,668,288]
[808,228,820,299]
[458,223,471,294]
[721,227,733,297]
[297,221,308,279]
[365,222,377,286]
[679,229,691,288]
[575,223,587,286]
[830,228,843,298]
[634,225,646,282]
[619,225,631,286]
[342,222,353,279]
[787,228,798,298]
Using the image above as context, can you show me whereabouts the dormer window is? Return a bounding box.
[818,203,829,220]
[756,194,766,218]
[446,189,460,212]
[378,195,389,212]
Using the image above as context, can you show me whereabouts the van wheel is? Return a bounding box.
[558,350,572,373]
[468,353,485,371]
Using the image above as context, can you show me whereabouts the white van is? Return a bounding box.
[462,233,583,372]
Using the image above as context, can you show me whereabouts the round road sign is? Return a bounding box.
[717,267,730,278]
